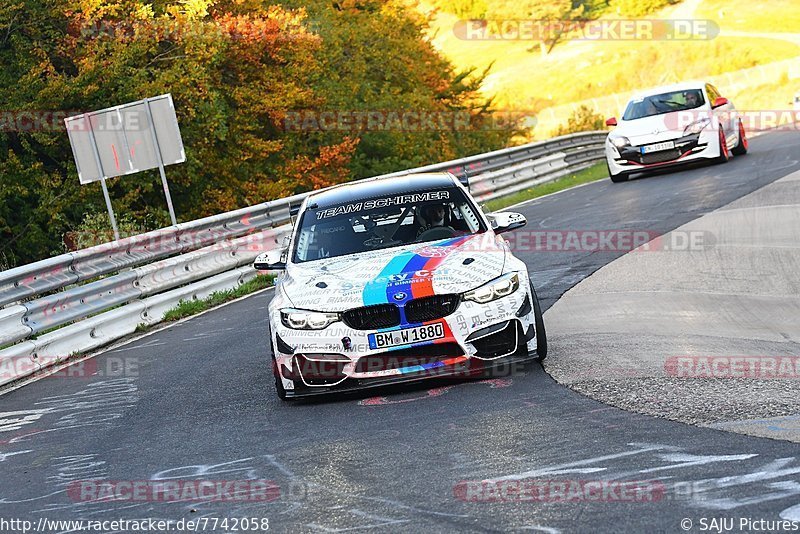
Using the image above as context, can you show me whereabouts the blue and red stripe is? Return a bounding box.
[362,235,473,308]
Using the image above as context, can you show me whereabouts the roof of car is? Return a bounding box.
[305,173,459,209]
[629,81,710,101]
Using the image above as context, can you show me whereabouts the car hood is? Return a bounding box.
[282,234,507,312]
[611,112,696,144]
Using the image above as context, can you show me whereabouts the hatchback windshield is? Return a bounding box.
[623,89,706,120]
[292,187,486,263]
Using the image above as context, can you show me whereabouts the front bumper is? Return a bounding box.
[271,285,537,398]
[606,131,718,175]
[281,344,536,399]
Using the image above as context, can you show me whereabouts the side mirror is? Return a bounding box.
[605,117,617,127]
[489,212,527,234]
[254,250,286,271]
[712,97,729,108]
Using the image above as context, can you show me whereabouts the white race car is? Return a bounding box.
[605,81,748,183]
[254,173,547,399]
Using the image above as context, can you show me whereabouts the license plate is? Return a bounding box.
[368,323,445,349]
[641,141,675,154]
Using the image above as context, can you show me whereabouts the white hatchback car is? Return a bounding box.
[604,82,748,182]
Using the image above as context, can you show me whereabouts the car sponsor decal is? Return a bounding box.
[397,355,468,375]
[360,355,469,379]
[410,236,475,299]
[362,235,474,307]
[314,191,450,219]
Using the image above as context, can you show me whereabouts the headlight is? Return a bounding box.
[280,308,340,330]
[463,273,520,304]
[684,118,711,135]
[610,136,630,149]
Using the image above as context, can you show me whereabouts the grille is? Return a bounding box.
[641,149,681,164]
[355,342,464,373]
[342,304,400,330]
[405,294,460,323]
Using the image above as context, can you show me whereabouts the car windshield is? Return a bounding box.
[622,89,706,120]
[291,187,486,263]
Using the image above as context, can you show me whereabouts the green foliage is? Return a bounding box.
[433,1,611,19]
[63,211,162,251]
[0,251,12,271]
[486,0,581,20]
[162,273,274,321]
[553,105,605,136]
[430,0,488,19]
[1,0,512,266]
[696,0,800,33]
[609,0,678,17]
[431,1,614,56]
[484,161,606,212]
[276,0,515,179]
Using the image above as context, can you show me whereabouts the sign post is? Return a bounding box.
[83,114,120,241]
[144,97,177,226]
[65,94,186,238]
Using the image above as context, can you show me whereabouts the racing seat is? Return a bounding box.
[321,221,361,258]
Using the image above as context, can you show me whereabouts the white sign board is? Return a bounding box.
[65,94,185,185]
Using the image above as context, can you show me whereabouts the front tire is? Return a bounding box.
[732,120,748,156]
[715,127,730,164]
[529,282,548,360]
[273,356,288,401]
[607,162,628,183]
[266,323,289,401]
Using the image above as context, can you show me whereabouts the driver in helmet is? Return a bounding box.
[416,203,451,238]
[685,90,701,107]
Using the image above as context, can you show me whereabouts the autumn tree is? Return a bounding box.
[553,105,605,135]
[0,0,511,266]
[1,0,341,262]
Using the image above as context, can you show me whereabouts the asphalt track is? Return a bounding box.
[1,130,800,533]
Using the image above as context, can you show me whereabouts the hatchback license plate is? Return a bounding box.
[641,141,675,154]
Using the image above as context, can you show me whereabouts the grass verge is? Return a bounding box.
[162,274,274,323]
[484,162,607,212]
[695,0,800,33]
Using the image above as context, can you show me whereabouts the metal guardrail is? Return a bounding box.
[0,131,607,387]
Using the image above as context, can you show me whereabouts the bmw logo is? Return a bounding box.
[393,292,407,301]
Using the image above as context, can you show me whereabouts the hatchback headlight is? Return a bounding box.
[463,273,520,304]
[280,308,340,330]
[684,118,711,135]
[610,136,630,149]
